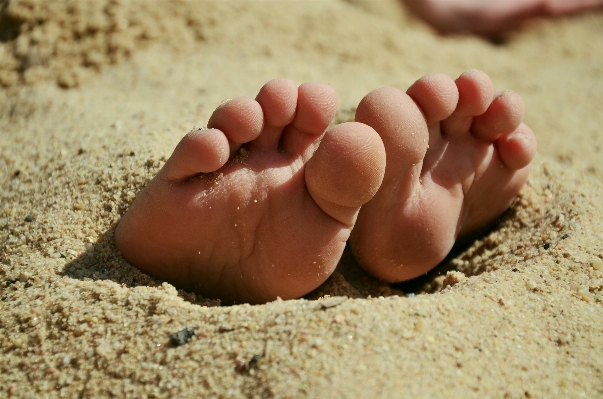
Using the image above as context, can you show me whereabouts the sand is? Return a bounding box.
[1,0,603,397]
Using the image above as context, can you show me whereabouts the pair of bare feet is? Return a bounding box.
[403,0,603,35]
[114,70,537,304]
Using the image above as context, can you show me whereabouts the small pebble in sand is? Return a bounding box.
[319,296,347,309]
[249,354,262,368]
[591,259,603,271]
[414,318,426,333]
[554,214,565,227]
[235,354,262,373]
[442,271,466,289]
[525,280,538,290]
[170,327,195,346]
[544,242,552,250]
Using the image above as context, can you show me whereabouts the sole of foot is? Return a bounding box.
[350,70,537,282]
[115,78,386,304]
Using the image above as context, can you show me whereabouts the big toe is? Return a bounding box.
[305,122,386,226]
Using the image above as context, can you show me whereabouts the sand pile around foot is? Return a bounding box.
[1,0,603,397]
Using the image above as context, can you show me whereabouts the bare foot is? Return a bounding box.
[403,0,603,35]
[115,79,386,304]
[350,70,537,282]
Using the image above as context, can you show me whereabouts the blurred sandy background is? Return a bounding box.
[1,0,603,397]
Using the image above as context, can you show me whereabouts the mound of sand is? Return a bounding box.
[1,0,603,397]
[0,0,219,87]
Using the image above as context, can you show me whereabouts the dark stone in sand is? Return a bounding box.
[170,327,195,346]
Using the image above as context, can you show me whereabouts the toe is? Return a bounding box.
[454,70,494,116]
[355,87,429,182]
[162,128,230,181]
[252,78,298,150]
[256,79,298,127]
[207,97,264,153]
[496,122,537,170]
[406,73,459,124]
[472,91,525,142]
[441,69,494,136]
[305,122,386,226]
[281,82,338,156]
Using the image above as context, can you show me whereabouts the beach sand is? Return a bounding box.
[1,0,603,397]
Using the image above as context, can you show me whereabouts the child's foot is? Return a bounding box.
[403,0,603,35]
[115,79,386,304]
[350,70,537,282]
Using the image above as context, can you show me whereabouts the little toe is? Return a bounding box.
[406,73,459,124]
[441,69,494,135]
[281,82,338,156]
[472,91,525,142]
[496,122,537,170]
[161,128,230,181]
[305,122,386,226]
[207,97,264,153]
[252,78,298,150]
